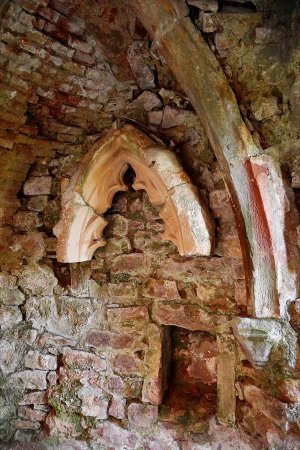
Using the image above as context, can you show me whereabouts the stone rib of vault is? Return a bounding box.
[54,125,214,262]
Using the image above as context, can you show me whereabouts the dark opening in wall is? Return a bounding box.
[160,327,217,428]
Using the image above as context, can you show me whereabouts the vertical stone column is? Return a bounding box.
[216,335,236,425]
[142,324,171,405]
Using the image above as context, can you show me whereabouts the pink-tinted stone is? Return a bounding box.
[144,278,180,300]
[107,306,149,332]
[108,396,126,420]
[68,35,93,54]
[91,421,138,448]
[234,279,247,307]
[113,354,143,375]
[86,330,135,349]
[128,402,158,428]
[187,357,217,384]
[243,384,298,430]
[62,348,106,371]
[152,302,229,332]
[131,91,162,112]
[110,254,146,275]
[278,379,300,403]
[23,176,52,195]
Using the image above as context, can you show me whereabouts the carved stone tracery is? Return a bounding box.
[54,125,214,263]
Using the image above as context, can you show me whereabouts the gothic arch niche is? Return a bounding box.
[54,125,214,263]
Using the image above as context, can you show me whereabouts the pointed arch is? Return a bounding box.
[54,125,214,263]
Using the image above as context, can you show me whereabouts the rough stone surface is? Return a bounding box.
[0,0,299,448]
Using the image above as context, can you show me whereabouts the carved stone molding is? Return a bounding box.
[232,317,297,368]
[54,125,214,263]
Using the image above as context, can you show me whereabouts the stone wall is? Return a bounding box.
[0,0,300,449]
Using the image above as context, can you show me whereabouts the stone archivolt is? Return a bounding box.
[54,124,214,262]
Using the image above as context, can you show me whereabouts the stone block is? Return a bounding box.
[11,420,41,430]
[216,335,236,426]
[0,287,25,305]
[62,348,106,371]
[73,50,95,66]
[0,306,22,328]
[0,340,22,374]
[23,176,52,195]
[38,6,60,23]
[27,195,48,211]
[187,0,218,12]
[105,214,128,237]
[68,35,93,54]
[243,385,300,431]
[152,302,229,333]
[10,370,47,390]
[18,405,47,422]
[131,91,162,112]
[107,306,149,333]
[113,354,144,376]
[13,211,42,231]
[78,386,109,419]
[144,278,179,300]
[127,40,155,90]
[110,254,148,276]
[19,391,47,406]
[91,421,138,448]
[251,96,280,121]
[24,351,57,370]
[232,317,297,368]
[278,379,300,403]
[108,396,126,420]
[18,264,57,296]
[107,282,138,304]
[11,232,45,260]
[86,330,136,350]
[0,273,17,289]
[142,324,170,405]
[128,402,158,428]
